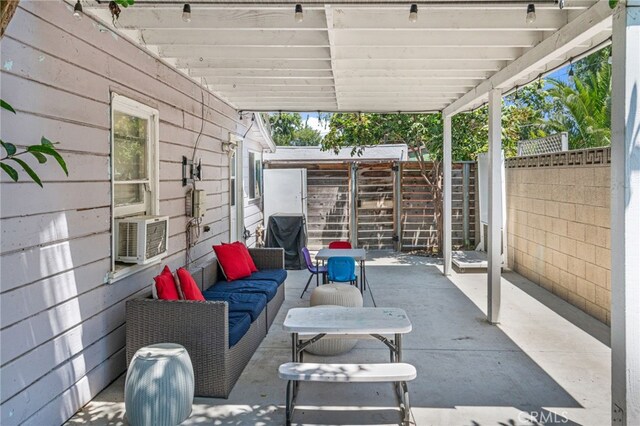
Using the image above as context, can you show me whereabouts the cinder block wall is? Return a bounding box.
[505,148,611,324]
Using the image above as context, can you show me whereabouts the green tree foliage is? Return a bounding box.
[545,47,611,149]
[113,0,135,7]
[268,112,323,146]
[269,112,301,145]
[323,106,542,162]
[500,47,612,150]
[291,126,323,146]
[324,113,441,158]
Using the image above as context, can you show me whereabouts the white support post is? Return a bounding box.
[610,2,640,425]
[443,114,453,275]
[487,89,502,324]
[350,162,358,248]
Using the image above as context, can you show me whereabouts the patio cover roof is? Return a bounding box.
[86,0,613,114]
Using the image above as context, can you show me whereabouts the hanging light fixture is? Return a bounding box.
[182,4,192,23]
[73,0,83,20]
[295,4,304,23]
[409,4,418,23]
[526,4,536,24]
[608,50,613,64]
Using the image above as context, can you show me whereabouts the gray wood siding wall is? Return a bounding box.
[0,2,266,424]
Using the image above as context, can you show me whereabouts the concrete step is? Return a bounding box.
[452,250,488,273]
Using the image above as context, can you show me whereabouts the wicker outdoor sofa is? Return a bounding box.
[126,247,286,398]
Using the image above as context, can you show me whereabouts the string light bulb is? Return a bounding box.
[409,4,418,23]
[73,0,83,20]
[182,4,191,23]
[295,4,303,23]
[568,60,575,82]
[526,4,536,24]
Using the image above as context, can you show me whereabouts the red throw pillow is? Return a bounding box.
[176,268,205,301]
[154,265,180,300]
[213,244,252,281]
[232,241,259,272]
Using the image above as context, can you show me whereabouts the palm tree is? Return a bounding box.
[546,52,611,149]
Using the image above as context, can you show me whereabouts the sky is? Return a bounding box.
[301,113,330,136]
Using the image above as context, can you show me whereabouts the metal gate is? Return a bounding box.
[306,164,351,250]
[355,163,397,250]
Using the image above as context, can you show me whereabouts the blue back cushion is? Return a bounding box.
[327,257,357,282]
[241,269,287,286]
[228,311,251,347]
[207,280,278,301]
[202,291,266,322]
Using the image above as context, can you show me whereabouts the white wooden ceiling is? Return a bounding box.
[86,1,612,113]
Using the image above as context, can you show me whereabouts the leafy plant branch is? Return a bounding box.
[1,100,68,187]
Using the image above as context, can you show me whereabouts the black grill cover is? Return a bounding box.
[265,214,307,270]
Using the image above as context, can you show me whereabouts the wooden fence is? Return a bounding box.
[401,162,476,251]
[265,161,477,251]
[306,164,351,248]
[356,163,396,249]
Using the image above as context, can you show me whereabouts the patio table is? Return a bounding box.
[315,248,367,293]
[282,306,413,424]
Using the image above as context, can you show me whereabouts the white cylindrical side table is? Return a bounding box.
[307,284,364,356]
[310,283,364,308]
[125,343,194,426]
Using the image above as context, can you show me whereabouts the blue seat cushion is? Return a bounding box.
[207,280,279,302]
[202,291,266,322]
[241,269,287,286]
[228,311,251,347]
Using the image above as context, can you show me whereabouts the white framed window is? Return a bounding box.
[248,151,262,200]
[109,94,160,282]
[230,151,237,207]
[111,94,159,218]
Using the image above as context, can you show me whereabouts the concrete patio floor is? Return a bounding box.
[68,252,611,426]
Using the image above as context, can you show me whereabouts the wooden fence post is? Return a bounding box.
[463,162,470,248]
[394,162,402,252]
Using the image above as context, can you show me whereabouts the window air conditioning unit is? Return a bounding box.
[115,215,169,265]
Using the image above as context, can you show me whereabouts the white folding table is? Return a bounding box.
[282,307,413,424]
[315,248,367,293]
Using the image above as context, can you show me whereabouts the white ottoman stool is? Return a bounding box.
[125,343,194,426]
[306,284,364,356]
[310,283,363,308]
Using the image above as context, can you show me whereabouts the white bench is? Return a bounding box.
[279,362,416,382]
[279,362,415,425]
